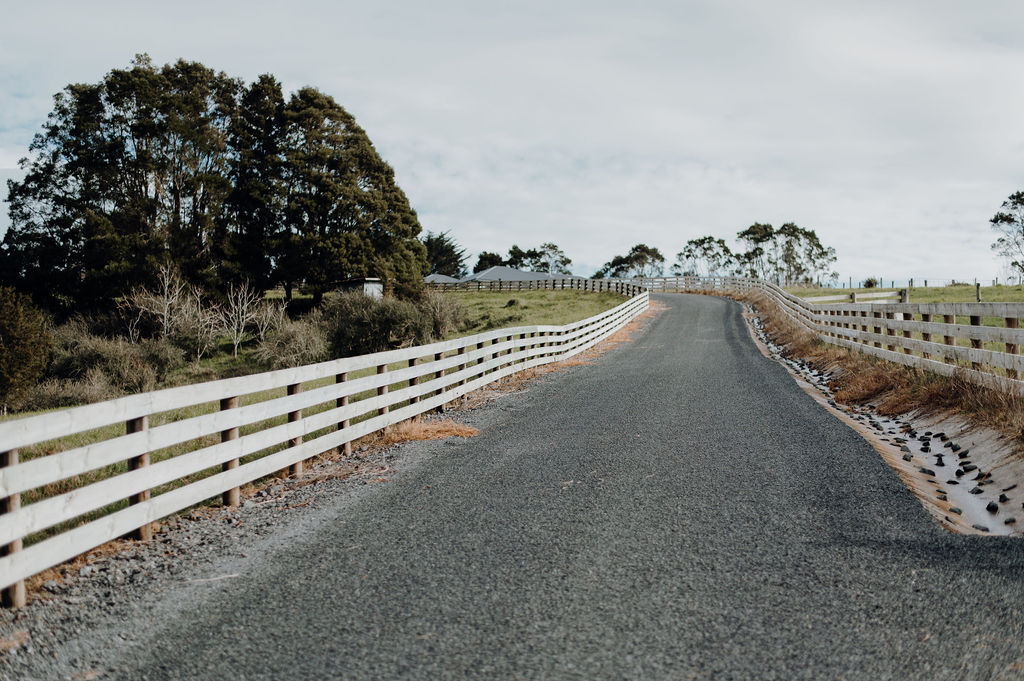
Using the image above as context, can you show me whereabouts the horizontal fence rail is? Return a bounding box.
[427,278,645,296]
[634,275,1024,398]
[0,285,649,604]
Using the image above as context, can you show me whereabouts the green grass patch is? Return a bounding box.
[787,284,1024,304]
[450,289,624,336]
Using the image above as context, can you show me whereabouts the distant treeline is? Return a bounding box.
[1,55,427,312]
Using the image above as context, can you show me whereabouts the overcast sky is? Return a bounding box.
[3,0,1024,283]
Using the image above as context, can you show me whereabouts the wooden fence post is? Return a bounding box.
[943,314,956,365]
[337,372,351,456]
[885,312,896,352]
[1007,317,1020,380]
[1,449,26,608]
[434,352,445,404]
[902,313,913,355]
[377,364,389,416]
[127,416,152,541]
[287,383,303,477]
[970,315,982,370]
[221,397,240,507]
[409,357,420,409]
[458,346,468,386]
[921,313,932,360]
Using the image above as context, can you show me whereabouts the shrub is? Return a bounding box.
[862,277,878,289]
[139,337,186,381]
[255,315,328,369]
[19,369,120,411]
[47,328,158,394]
[0,287,53,412]
[322,292,432,358]
[420,290,467,339]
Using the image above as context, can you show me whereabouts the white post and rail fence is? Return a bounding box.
[4,275,1021,607]
[636,275,1024,397]
[0,285,648,607]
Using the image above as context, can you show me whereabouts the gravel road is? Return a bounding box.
[6,293,1024,680]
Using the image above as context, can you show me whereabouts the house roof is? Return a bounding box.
[424,273,460,283]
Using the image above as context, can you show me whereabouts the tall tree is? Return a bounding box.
[222,74,286,292]
[991,191,1024,276]
[595,244,665,278]
[281,87,426,303]
[1,55,238,310]
[528,242,572,274]
[422,230,467,278]
[473,251,504,273]
[736,223,775,280]
[674,236,733,277]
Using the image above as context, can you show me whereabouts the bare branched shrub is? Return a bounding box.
[173,287,224,364]
[126,264,187,339]
[220,282,262,357]
[252,300,288,343]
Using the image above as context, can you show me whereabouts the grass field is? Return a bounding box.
[786,284,1024,304]
[451,289,625,336]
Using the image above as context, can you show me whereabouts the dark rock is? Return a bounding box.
[955,469,965,477]
[900,445,912,453]
[937,494,948,501]
[1004,485,1018,492]
[970,487,983,494]
[973,524,991,532]
[987,501,1000,514]
[947,480,959,485]
[943,441,953,449]
[962,464,977,472]
[902,453,914,461]
[1006,518,1017,525]
[1000,494,1010,503]
[925,431,933,436]
[951,444,962,452]
[950,507,963,514]
[919,467,936,477]
[960,449,970,457]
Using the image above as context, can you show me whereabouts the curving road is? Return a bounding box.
[123,294,1024,680]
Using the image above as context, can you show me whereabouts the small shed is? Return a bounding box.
[339,277,384,299]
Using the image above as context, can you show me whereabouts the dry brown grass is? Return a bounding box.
[740,291,1024,444]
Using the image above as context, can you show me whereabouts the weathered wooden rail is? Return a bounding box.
[636,275,1024,397]
[0,287,648,606]
[428,278,638,293]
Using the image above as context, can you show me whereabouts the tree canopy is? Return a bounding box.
[422,230,467,278]
[595,244,665,278]
[674,223,837,285]
[991,191,1024,276]
[472,243,572,274]
[1,55,428,311]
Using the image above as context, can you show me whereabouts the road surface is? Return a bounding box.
[122,294,1024,680]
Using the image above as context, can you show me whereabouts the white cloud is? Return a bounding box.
[2,0,1024,282]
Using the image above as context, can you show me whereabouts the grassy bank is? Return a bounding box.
[744,290,1024,444]
[786,284,1024,304]
[451,289,625,336]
